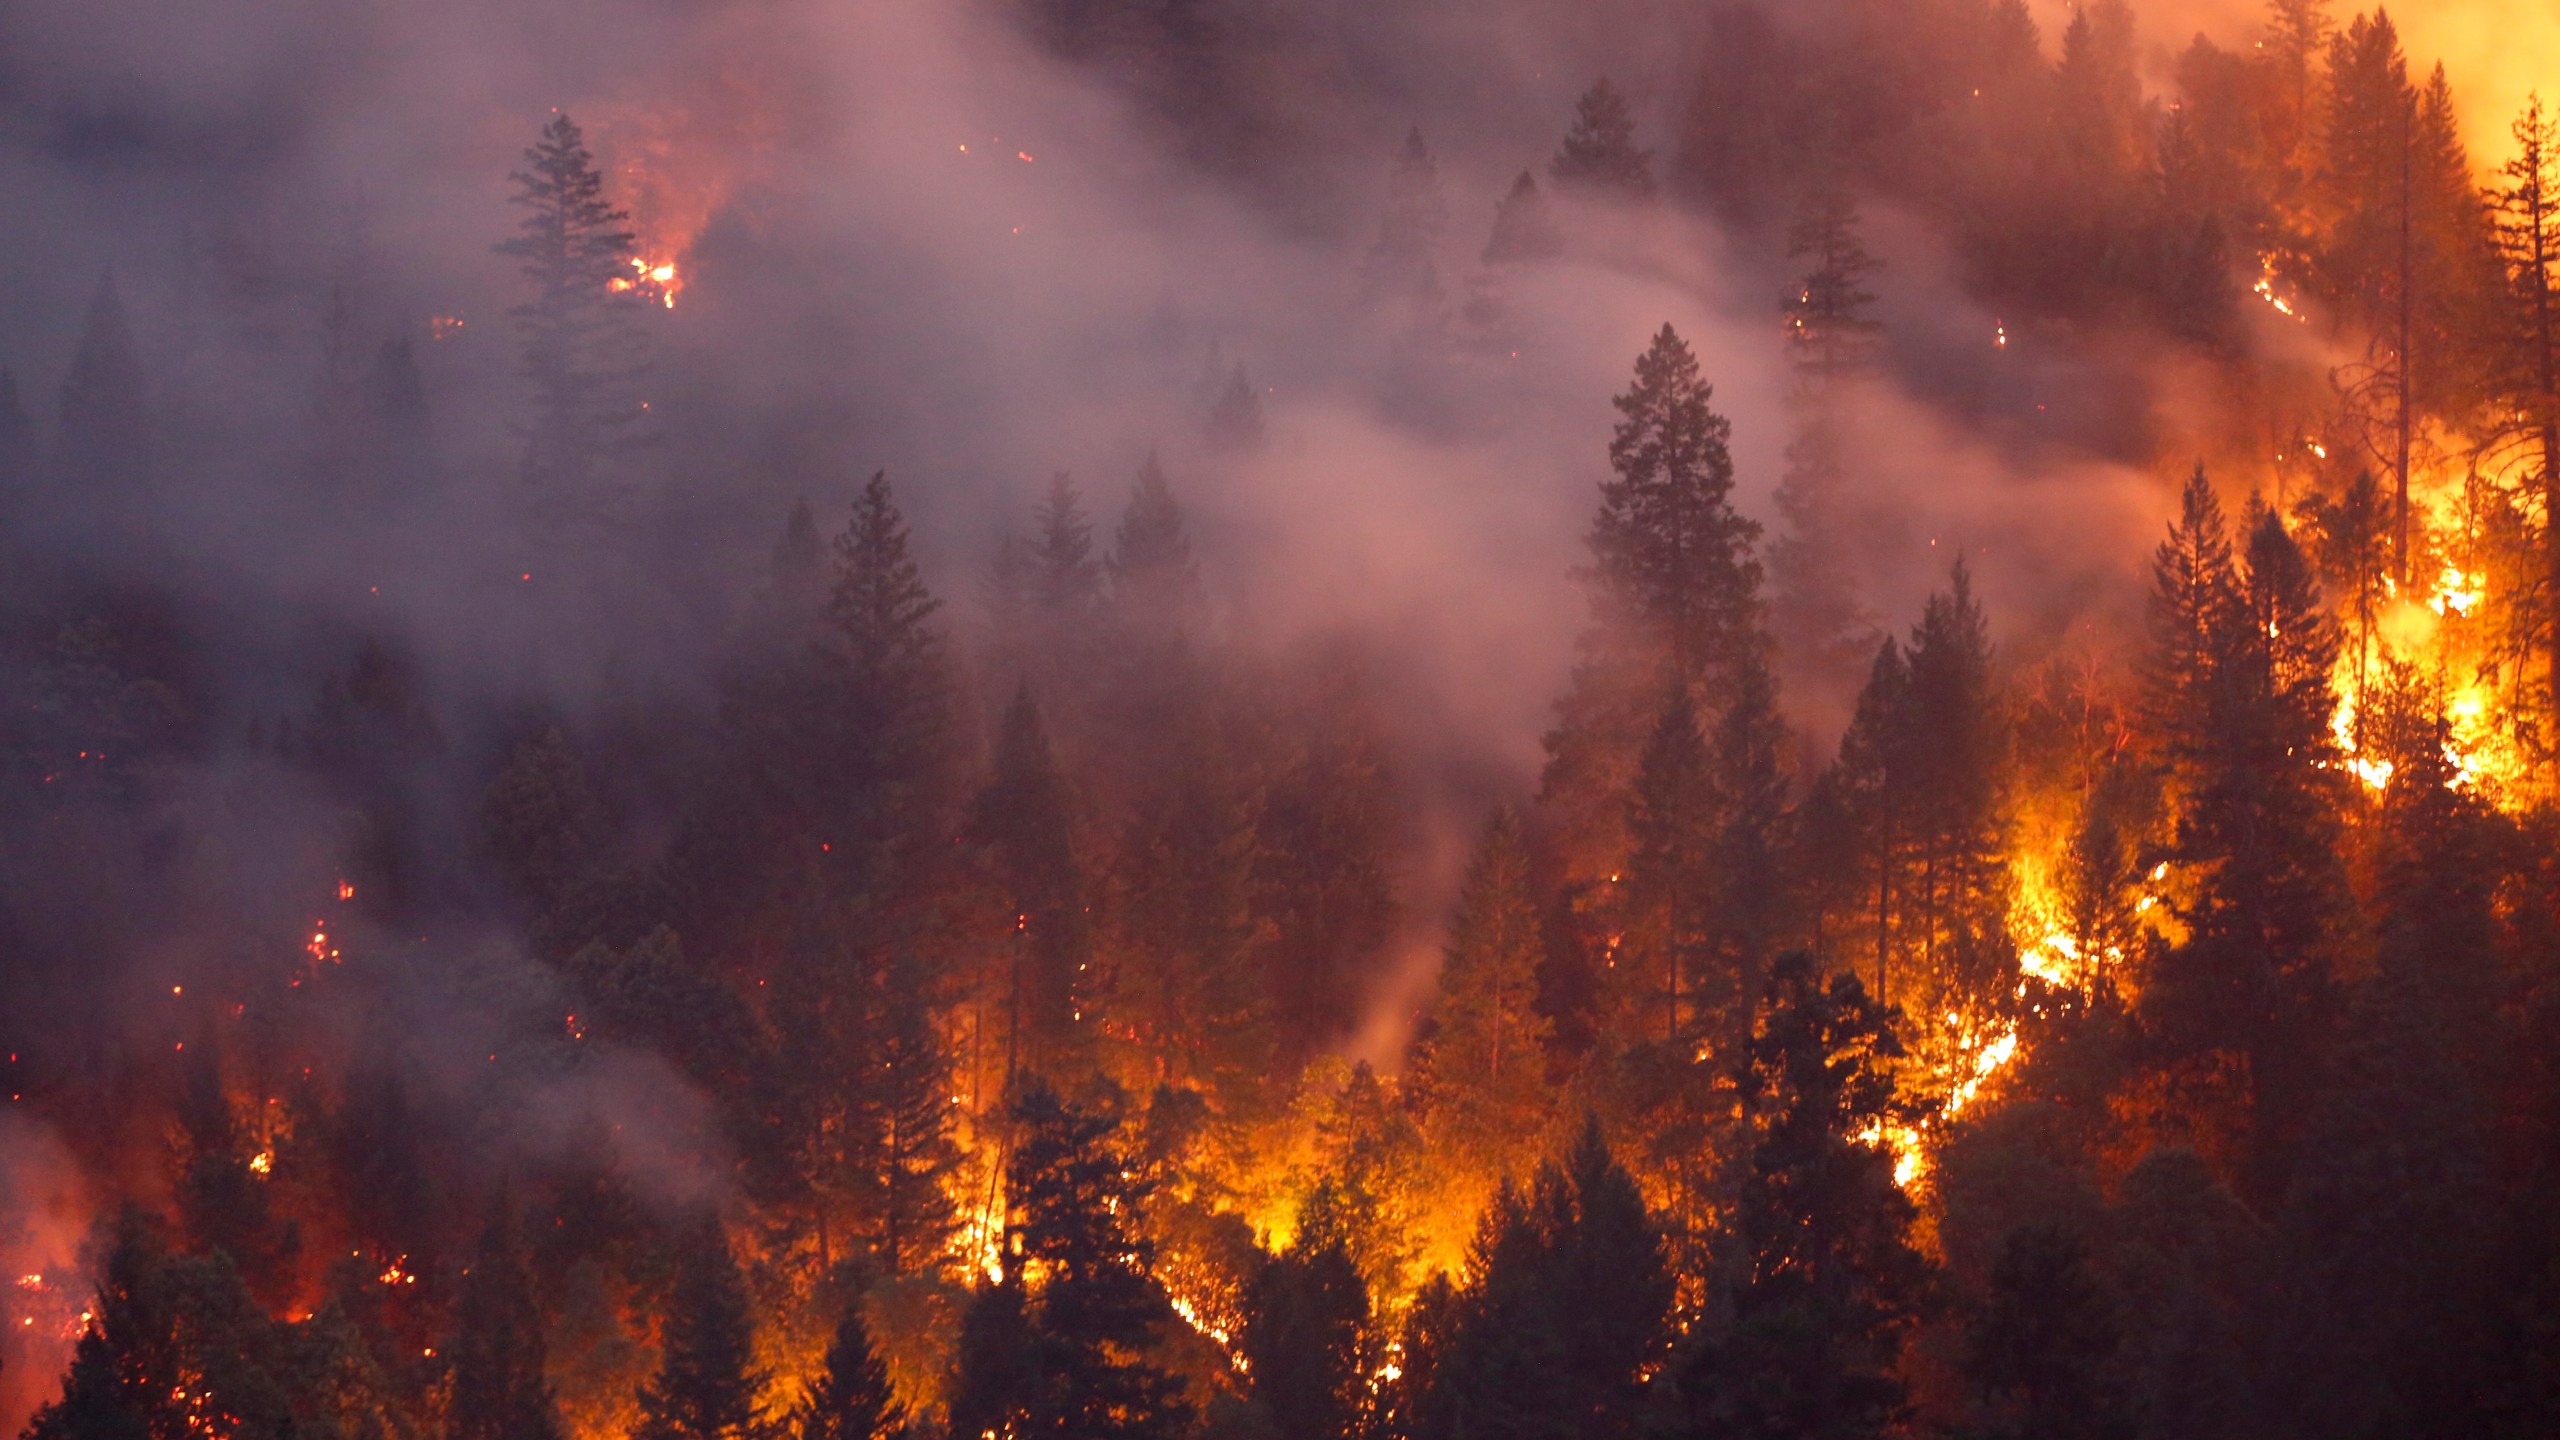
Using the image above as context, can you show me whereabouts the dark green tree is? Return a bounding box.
[446,1206,565,1440]
[1771,179,1881,685]
[792,1294,905,1440]
[495,114,649,500]
[2490,96,2560,724]
[1684,953,1935,1440]
[1240,1185,1371,1440]
[970,686,1093,1077]
[634,1221,764,1440]
[1415,807,1553,1177]
[1482,171,1563,264]
[1542,324,1762,889]
[994,1082,1191,1440]
[1621,682,1717,1050]
[1551,79,1654,201]
[1963,1224,2128,1440]
[866,949,963,1279]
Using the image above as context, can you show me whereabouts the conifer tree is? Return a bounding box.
[2490,96,2560,723]
[1699,648,1791,1060]
[1542,325,1762,887]
[1109,710,1263,1095]
[1772,179,1882,687]
[2144,494,2348,1190]
[1963,1225,2128,1440]
[1031,472,1104,623]
[1108,453,1206,647]
[0,364,36,496]
[824,469,956,893]
[447,1206,565,1440]
[634,1221,765,1440]
[1362,128,1449,312]
[1621,683,1717,1049]
[1551,79,1655,201]
[1203,364,1267,453]
[867,949,963,1279]
[989,1082,1191,1440]
[1481,171,1563,265]
[24,1326,154,1440]
[1416,807,1552,1175]
[2271,683,2499,1437]
[495,114,649,501]
[1241,1185,1371,1440]
[1254,703,1396,1063]
[945,1269,1032,1440]
[476,726,604,944]
[1685,953,1934,1440]
[1896,561,2015,1037]
[792,1294,905,1440]
[970,686,1092,1075]
[172,1047,298,1304]
[1415,1120,1671,1439]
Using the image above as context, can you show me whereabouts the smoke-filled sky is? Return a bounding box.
[0,2,2530,1415]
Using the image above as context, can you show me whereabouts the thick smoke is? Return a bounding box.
[0,3,2350,1408]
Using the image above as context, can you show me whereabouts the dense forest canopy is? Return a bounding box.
[3,1,2560,1438]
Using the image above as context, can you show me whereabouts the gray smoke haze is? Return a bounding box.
[0,2,2291,1387]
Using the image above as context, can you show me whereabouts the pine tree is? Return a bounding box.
[2144,495,2348,1193]
[634,1221,765,1440]
[1963,1225,2129,1440]
[171,1047,298,1304]
[1108,453,1206,646]
[867,949,963,1279]
[1108,708,1264,1095]
[1362,128,1449,312]
[1622,682,1717,1050]
[1031,473,1104,623]
[1203,364,1267,453]
[1896,561,2015,1043]
[1481,171,1563,264]
[1415,807,1553,1177]
[792,1295,905,1440]
[1542,325,1762,889]
[0,364,36,497]
[994,1082,1191,1440]
[446,1206,565,1440]
[1253,700,1396,1064]
[945,1269,1032,1440]
[1771,180,1882,687]
[495,113,649,501]
[476,726,604,943]
[1241,1185,1371,1440]
[1551,79,1655,201]
[24,1326,155,1440]
[823,469,956,894]
[2490,96,2560,725]
[970,686,1092,1076]
[28,1211,186,1440]
[2271,681,2500,1438]
[1685,954,1935,1440]
[1832,638,1916,1007]
[1414,1120,1671,1439]
[1699,648,1791,1062]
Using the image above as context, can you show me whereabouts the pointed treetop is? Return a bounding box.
[1551,78,1655,200]
[1483,170,1564,265]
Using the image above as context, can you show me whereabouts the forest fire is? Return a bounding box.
[10,5,2560,1440]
